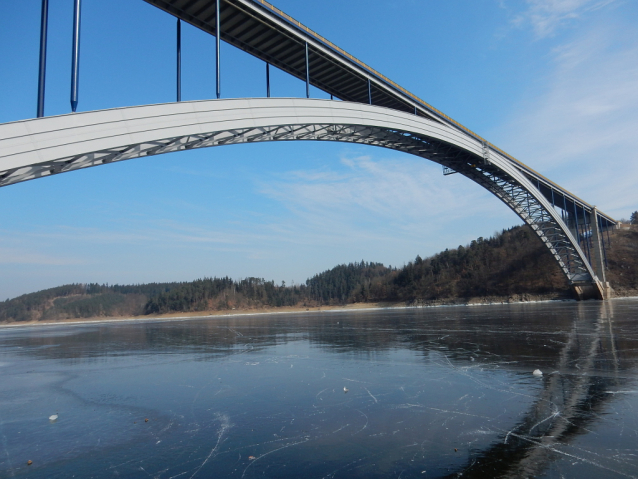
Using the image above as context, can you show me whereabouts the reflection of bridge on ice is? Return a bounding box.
[444,301,624,478]
[0,0,617,299]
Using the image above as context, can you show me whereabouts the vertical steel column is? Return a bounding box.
[330,94,333,100]
[582,205,592,262]
[70,0,81,112]
[266,63,270,97]
[368,78,372,105]
[573,201,581,251]
[305,42,310,98]
[414,105,417,115]
[176,18,181,102]
[216,0,221,99]
[561,196,571,273]
[37,0,49,118]
[551,188,555,208]
[599,216,608,268]
[589,207,607,283]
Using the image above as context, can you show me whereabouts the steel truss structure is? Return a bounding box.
[0,104,605,289]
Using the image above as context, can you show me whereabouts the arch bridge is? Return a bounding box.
[0,0,616,299]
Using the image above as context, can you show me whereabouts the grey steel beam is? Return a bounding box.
[305,42,310,98]
[246,30,286,55]
[177,18,181,102]
[215,0,221,99]
[590,207,607,284]
[70,0,81,112]
[214,9,246,37]
[37,0,49,118]
[266,62,270,97]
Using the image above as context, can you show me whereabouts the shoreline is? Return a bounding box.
[2,294,637,330]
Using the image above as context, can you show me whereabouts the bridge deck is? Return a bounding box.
[143,0,615,225]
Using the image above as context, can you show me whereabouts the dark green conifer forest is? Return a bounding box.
[1,223,637,323]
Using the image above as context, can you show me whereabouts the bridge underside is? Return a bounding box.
[0,99,613,299]
[144,0,438,118]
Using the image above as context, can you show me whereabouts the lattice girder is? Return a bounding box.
[0,119,596,285]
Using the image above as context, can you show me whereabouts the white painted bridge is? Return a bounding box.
[1,0,617,299]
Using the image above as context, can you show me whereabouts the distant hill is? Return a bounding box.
[1,224,637,323]
[0,283,181,323]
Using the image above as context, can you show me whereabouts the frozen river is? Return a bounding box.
[1,299,638,478]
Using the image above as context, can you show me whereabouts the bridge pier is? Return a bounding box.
[570,207,612,300]
[571,282,605,301]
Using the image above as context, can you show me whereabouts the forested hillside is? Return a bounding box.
[143,277,305,314]
[0,282,181,323]
[606,226,638,295]
[1,224,636,323]
[390,227,570,301]
[143,262,395,314]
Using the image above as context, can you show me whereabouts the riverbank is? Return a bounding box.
[5,290,638,329]
[0,292,587,328]
[4,225,636,325]
[0,301,396,328]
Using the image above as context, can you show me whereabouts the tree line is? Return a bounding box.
[2,222,636,323]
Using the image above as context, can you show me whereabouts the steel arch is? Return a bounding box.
[0,98,601,292]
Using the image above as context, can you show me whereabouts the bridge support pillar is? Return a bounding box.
[266,63,270,98]
[590,207,612,299]
[590,207,606,283]
[176,18,181,102]
[37,0,49,118]
[216,0,221,99]
[568,207,611,300]
[70,0,81,112]
[305,42,310,98]
[571,282,606,301]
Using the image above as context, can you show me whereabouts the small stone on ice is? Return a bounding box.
[49,414,58,421]
[533,369,543,376]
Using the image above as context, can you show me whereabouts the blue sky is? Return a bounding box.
[1,0,637,299]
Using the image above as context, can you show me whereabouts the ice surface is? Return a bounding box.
[0,299,637,478]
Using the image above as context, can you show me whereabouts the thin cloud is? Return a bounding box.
[512,0,617,37]
[492,23,638,217]
[0,247,86,266]
[241,152,523,281]
[258,154,509,237]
